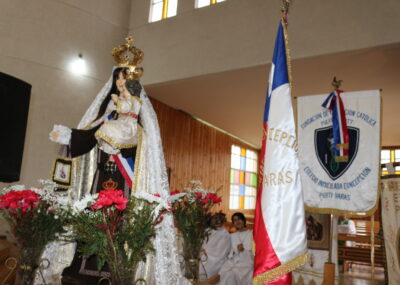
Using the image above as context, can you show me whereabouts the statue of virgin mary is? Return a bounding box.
[37,37,188,285]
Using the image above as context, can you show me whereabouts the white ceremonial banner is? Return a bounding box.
[298,90,380,214]
[381,178,400,284]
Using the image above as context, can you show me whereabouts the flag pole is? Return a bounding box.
[281,0,293,90]
[321,77,343,285]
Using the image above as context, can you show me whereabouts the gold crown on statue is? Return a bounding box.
[112,36,144,80]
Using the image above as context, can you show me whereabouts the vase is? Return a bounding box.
[183,258,200,284]
[15,248,42,285]
[181,238,202,284]
[109,261,141,285]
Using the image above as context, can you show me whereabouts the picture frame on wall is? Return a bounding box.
[305,212,331,250]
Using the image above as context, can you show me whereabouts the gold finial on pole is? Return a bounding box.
[281,0,291,14]
[281,0,292,26]
[331,76,343,91]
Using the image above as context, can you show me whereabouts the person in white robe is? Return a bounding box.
[219,212,254,285]
[199,213,231,282]
[338,216,357,247]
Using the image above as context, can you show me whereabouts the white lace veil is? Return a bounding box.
[37,67,188,285]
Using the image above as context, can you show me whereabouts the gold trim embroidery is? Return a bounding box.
[95,129,137,149]
[131,126,143,193]
[304,200,379,218]
[116,99,123,113]
[252,252,308,285]
[132,95,142,105]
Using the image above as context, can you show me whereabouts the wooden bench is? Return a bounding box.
[337,233,385,266]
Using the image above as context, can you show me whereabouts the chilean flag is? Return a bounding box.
[252,20,307,285]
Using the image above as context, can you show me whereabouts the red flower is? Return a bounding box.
[153,193,161,198]
[91,190,128,211]
[0,190,40,212]
[194,192,203,200]
[170,190,180,195]
[205,193,222,204]
[200,199,209,205]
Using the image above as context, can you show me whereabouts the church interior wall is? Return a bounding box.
[129,0,400,85]
[0,0,131,188]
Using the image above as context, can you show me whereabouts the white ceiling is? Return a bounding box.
[146,43,400,148]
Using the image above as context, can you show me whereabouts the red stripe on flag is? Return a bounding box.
[337,91,349,156]
[113,155,132,189]
[253,122,288,283]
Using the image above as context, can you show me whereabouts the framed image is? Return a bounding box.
[51,157,73,190]
[306,212,331,250]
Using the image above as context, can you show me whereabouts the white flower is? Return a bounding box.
[134,192,175,221]
[168,193,186,202]
[72,193,97,213]
[2,184,26,194]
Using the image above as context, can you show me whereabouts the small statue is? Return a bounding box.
[95,77,142,155]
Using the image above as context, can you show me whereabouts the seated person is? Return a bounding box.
[218,212,254,285]
[199,212,231,282]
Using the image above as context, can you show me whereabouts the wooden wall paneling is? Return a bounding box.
[150,98,260,221]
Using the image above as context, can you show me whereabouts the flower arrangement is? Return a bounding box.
[0,181,67,285]
[68,189,168,285]
[170,181,222,283]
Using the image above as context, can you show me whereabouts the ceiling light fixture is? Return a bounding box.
[69,53,87,76]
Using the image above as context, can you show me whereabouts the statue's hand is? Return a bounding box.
[111,94,118,103]
[49,125,72,145]
[50,130,60,142]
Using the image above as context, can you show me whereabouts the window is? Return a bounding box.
[149,0,178,23]
[381,147,400,175]
[196,0,226,9]
[230,145,258,210]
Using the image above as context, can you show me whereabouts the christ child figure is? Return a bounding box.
[95,79,142,155]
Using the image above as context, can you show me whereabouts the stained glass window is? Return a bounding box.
[381,147,400,175]
[230,145,258,210]
[149,0,178,23]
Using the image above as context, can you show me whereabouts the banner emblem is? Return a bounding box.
[314,126,359,180]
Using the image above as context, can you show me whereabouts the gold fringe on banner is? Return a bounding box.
[252,253,308,285]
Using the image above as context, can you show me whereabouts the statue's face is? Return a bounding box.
[116,71,126,93]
